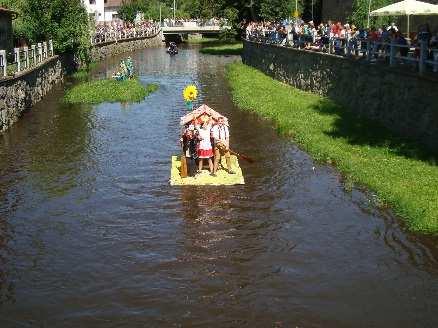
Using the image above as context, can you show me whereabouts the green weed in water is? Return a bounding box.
[64,79,158,104]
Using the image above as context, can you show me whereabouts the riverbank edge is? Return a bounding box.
[0,56,63,133]
[225,62,438,235]
[91,31,163,62]
[199,42,243,55]
[241,40,438,153]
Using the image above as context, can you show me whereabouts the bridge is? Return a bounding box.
[162,25,230,35]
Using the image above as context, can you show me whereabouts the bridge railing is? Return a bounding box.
[247,34,438,75]
[91,25,161,46]
[0,40,54,78]
[162,19,228,28]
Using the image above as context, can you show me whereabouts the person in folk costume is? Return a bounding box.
[211,116,235,176]
[196,115,214,175]
[125,57,134,79]
[181,123,199,177]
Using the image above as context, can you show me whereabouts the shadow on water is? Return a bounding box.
[311,97,438,163]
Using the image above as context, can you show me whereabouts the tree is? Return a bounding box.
[118,0,141,23]
[3,0,91,63]
[350,0,394,28]
[259,0,290,21]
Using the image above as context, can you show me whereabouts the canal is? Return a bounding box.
[1,45,438,327]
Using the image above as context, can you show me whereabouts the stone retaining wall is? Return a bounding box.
[0,56,63,132]
[91,32,163,61]
[0,33,163,133]
[242,40,438,151]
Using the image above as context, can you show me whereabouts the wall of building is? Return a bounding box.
[82,0,105,22]
[91,32,163,61]
[0,56,63,132]
[241,40,438,151]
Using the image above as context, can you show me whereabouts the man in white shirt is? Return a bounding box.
[211,117,235,176]
[387,22,398,32]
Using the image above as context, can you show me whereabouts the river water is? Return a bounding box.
[1,45,438,327]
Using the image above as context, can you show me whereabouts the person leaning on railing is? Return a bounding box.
[393,31,408,57]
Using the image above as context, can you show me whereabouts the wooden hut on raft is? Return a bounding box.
[179,104,229,127]
[170,104,244,186]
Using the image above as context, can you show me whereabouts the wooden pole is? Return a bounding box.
[180,136,188,178]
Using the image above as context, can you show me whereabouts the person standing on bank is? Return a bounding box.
[211,116,235,176]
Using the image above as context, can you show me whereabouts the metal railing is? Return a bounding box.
[91,25,161,46]
[0,40,54,78]
[247,33,438,75]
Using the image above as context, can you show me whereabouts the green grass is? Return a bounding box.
[71,62,98,80]
[64,79,158,104]
[185,37,220,45]
[226,62,438,234]
[199,42,243,55]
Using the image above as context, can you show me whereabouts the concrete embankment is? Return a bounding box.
[242,40,438,152]
[0,56,63,132]
[91,32,163,61]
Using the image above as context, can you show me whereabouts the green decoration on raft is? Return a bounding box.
[185,100,193,110]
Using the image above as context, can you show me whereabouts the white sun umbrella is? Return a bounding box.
[370,0,438,36]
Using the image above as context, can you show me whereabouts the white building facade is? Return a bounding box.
[82,0,124,22]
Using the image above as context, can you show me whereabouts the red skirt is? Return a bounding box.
[198,148,213,158]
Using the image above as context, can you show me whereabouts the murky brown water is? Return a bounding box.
[1,45,438,327]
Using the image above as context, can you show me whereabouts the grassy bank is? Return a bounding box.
[226,62,438,234]
[185,37,220,45]
[200,42,243,55]
[64,79,158,104]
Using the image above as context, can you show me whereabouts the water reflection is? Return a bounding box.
[0,216,14,304]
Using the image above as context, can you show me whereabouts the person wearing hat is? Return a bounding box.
[196,115,214,174]
[181,123,199,177]
[211,116,235,176]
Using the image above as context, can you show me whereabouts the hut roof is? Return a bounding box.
[0,7,18,19]
[180,104,228,126]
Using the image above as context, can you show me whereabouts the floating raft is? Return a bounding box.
[170,155,245,186]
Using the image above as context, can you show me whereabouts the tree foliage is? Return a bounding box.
[0,0,91,62]
[127,0,308,22]
[118,0,142,23]
[259,0,291,21]
[350,0,394,28]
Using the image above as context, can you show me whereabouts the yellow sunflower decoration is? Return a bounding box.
[183,85,198,102]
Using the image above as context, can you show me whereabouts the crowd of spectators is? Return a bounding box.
[162,17,227,27]
[92,20,160,44]
[92,18,226,44]
[244,20,438,68]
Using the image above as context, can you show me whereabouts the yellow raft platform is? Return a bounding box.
[170,155,245,186]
